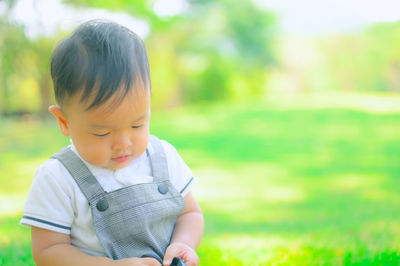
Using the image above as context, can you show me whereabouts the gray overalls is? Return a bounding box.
[52,135,186,262]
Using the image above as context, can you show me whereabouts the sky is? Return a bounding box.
[255,0,400,35]
[6,0,151,39]
[4,0,400,39]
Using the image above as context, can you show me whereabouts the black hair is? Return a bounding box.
[50,19,151,110]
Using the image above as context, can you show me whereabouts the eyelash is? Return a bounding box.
[93,132,110,137]
[92,125,143,137]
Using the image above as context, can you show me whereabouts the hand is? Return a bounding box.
[115,257,162,266]
[163,242,199,266]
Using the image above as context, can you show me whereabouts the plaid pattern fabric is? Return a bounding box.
[52,135,186,262]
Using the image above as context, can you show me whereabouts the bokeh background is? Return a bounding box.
[1,0,400,265]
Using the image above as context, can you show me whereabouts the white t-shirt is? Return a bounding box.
[20,139,195,256]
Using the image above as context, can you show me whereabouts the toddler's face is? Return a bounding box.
[62,90,150,170]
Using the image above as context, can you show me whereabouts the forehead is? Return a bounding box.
[81,78,149,110]
[65,89,150,122]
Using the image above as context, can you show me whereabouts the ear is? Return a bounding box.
[48,105,70,136]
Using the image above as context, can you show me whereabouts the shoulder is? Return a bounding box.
[150,136,196,196]
[34,156,76,191]
[160,139,180,158]
[150,136,183,164]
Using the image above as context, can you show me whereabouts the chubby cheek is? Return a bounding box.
[85,147,111,167]
[135,130,149,155]
[72,136,111,167]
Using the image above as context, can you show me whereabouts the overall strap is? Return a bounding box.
[52,147,106,203]
[148,135,169,183]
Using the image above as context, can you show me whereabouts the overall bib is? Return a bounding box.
[52,135,186,262]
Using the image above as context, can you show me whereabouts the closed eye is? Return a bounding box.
[93,132,110,137]
[132,125,143,129]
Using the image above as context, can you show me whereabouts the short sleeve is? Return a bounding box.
[20,159,74,234]
[160,140,196,197]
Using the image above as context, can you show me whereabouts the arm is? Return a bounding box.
[171,192,204,248]
[163,192,204,266]
[31,227,160,266]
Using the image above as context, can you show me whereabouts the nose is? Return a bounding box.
[112,132,133,151]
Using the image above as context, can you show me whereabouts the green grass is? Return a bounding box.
[1,92,400,265]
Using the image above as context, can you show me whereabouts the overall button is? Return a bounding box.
[96,199,109,212]
[158,184,169,194]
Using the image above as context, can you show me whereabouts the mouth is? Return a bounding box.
[112,155,131,163]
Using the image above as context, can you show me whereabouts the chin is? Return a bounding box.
[109,160,132,170]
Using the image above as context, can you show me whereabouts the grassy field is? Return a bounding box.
[1,93,400,265]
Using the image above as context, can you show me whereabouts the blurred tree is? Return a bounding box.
[317,21,400,93]
[364,22,400,92]
[1,0,277,115]
[3,0,400,116]
[64,0,277,107]
[0,0,56,116]
[0,18,30,115]
[29,37,55,115]
[180,0,276,101]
